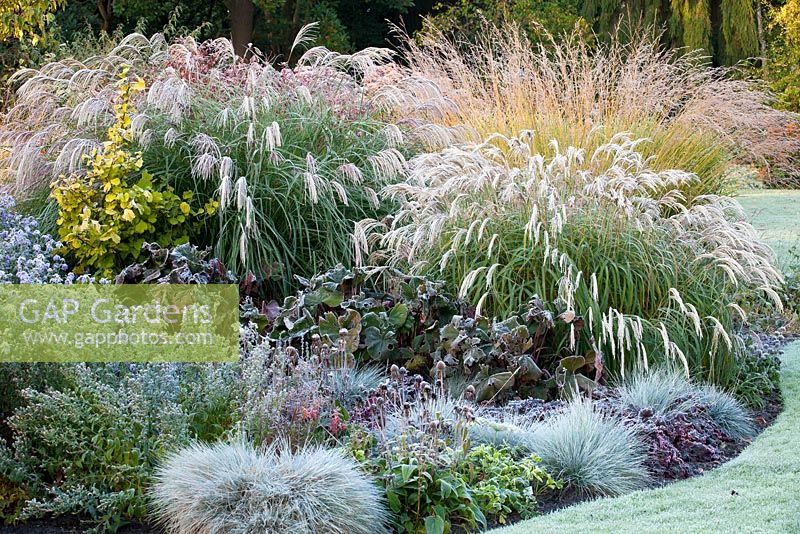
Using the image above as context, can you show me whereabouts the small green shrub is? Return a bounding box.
[175,363,240,443]
[0,364,192,531]
[525,399,650,496]
[457,445,560,525]
[151,441,389,534]
[374,450,485,534]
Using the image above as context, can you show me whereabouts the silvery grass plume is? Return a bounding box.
[0,29,398,194]
[355,133,782,385]
[1,33,167,193]
[150,440,390,534]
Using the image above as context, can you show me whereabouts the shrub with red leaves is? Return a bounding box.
[632,407,735,481]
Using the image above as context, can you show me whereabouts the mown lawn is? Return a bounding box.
[738,189,800,266]
[492,190,800,533]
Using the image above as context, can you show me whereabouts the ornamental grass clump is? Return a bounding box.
[617,368,700,417]
[617,368,755,440]
[150,440,389,534]
[697,385,756,440]
[1,30,409,288]
[356,134,782,387]
[382,21,800,193]
[141,35,406,286]
[525,398,650,497]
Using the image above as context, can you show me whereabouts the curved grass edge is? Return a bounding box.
[490,340,800,534]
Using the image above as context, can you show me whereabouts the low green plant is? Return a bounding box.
[376,450,485,534]
[457,445,560,526]
[730,348,782,410]
[151,440,389,534]
[525,398,650,496]
[175,363,241,443]
[267,265,462,367]
[268,265,597,401]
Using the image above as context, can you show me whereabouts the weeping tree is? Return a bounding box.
[718,0,759,64]
[582,0,760,65]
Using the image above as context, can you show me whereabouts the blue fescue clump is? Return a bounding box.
[0,194,87,284]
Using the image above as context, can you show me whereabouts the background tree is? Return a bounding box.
[0,0,66,44]
[227,0,256,55]
[54,0,228,42]
[252,0,423,57]
[427,0,590,45]
[582,0,760,64]
[767,0,800,110]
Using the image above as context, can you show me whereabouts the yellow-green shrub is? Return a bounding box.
[51,68,217,276]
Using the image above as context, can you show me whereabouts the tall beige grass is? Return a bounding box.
[374,22,799,193]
